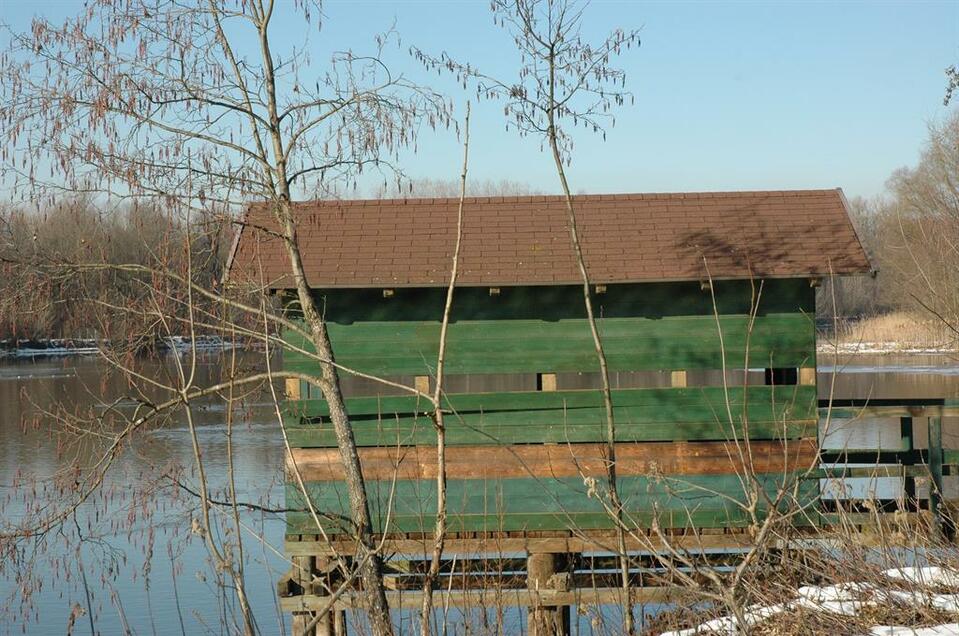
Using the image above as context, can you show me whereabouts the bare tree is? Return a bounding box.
[1,2,450,633]
[420,103,471,636]
[414,1,640,631]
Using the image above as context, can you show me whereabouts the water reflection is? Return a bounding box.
[0,352,958,634]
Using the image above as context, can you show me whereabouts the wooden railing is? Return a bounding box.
[815,398,959,538]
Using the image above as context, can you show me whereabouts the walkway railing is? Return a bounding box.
[815,398,959,538]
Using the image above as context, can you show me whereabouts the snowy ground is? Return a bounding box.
[817,341,958,355]
[660,567,959,636]
[0,336,237,358]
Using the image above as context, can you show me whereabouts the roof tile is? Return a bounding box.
[227,189,872,288]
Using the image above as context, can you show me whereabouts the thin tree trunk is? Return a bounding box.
[252,4,393,632]
[546,54,634,636]
[420,102,471,636]
[274,197,394,636]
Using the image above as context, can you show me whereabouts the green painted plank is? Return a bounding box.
[288,385,818,419]
[283,313,814,375]
[285,474,818,533]
[285,386,817,447]
[284,414,817,447]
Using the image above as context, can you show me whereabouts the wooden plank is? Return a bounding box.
[285,386,818,447]
[280,586,686,612]
[284,530,778,557]
[293,279,815,323]
[799,367,816,386]
[285,415,816,448]
[285,474,819,534]
[289,385,818,420]
[282,312,815,375]
[288,439,819,481]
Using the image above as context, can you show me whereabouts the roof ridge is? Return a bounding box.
[286,188,843,207]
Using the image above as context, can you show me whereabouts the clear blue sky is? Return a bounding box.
[4,0,958,199]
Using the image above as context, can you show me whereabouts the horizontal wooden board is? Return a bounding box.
[288,439,819,481]
[289,385,818,419]
[289,279,816,322]
[285,385,818,447]
[283,313,815,375]
[285,474,818,534]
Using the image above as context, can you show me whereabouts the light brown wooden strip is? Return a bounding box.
[670,370,687,388]
[286,378,301,400]
[288,439,818,482]
[540,373,557,392]
[285,529,793,557]
[799,367,816,386]
[414,375,431,394]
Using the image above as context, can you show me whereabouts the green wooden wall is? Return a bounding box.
[282,279,819,535]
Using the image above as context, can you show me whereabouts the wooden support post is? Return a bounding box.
[527,553,570,636]
[291,555,317,636]
[901,417,917,511]
[927,416,954,540]
[670,370,687,388]
[313,557,345,636]
[799,367,816,386]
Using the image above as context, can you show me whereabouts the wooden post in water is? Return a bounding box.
[901,417,916,511]
[926,415,953,540]
[314,557,345,636]
[291,555,317,636]
[527,552,570,636]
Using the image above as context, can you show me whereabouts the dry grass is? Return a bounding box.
[827,311,958,351]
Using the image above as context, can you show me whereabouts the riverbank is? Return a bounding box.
[818,312,958,355]
[0,336,239,358]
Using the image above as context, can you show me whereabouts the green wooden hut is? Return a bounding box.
[228,189,871,538]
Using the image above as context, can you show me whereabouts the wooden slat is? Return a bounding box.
[283,313,815,375]
[284,530,775,556]
[289,385,818,419]
[285,385,818,447]
[288,439,818,481]
[280,586,686,612]
[799,367,816,386]
[285,474,818,534]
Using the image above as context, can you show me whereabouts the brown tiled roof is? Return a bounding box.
[227,189,872,289]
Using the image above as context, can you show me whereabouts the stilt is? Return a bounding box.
[527,553,570,636]
[291,555,317,636]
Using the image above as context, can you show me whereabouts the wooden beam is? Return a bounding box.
[799,367,816,386]
[285,530,783,558]
[528,553,569,636]
[280,586,684,612]
[288,439,819,481]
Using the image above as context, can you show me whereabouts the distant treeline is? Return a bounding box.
[817,110,959,326]
[1,134,955,343]
[0,199,231,342]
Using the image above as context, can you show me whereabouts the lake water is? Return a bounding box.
[0,351,957,635]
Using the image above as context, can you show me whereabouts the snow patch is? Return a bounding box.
[657,567,959,636]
